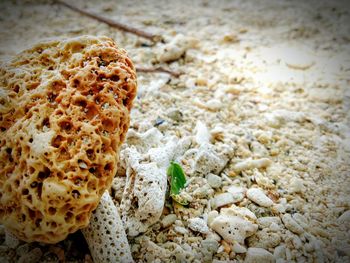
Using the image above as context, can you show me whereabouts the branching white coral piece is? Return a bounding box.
[82,191,133,263]
[119,145,168,237]
[119,132,191,237]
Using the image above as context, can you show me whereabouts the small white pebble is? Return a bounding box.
[274,244,286,260]
[292,235,303,249]
[205,99,222,111]
[226,186,245,203]
[282,214,304,235]
[289,178,305,193]
[232,242,247,253]
[257,216,281,228]
[273,203,286,213]
[174,226,189,235]
[207,210,219,226]
[292,213,308,229]
[337,210,350,225]
[269,222,281,232]
[247,188,273,207]
[217,245,225,254]
[207,173,222,188]
[161,214,177,228]
[211,193,235,209]
[305,242,314,252]
[234,158,272,172]
[187,217,209,234]
[174,220,183,226]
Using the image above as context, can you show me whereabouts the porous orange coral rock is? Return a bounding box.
[0,36,137,243]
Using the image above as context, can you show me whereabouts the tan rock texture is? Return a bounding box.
[0,35,137,243]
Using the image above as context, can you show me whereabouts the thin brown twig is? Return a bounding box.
[136,67,182,78]
[55,0,163,42]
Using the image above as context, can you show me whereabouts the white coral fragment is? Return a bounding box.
[187,217,209,234]
[195,120,210,145]
[233,158,272,172]
[191,143,228,175]
[157,34,198,63]
[210,215,257,244]
[226,186,246,203]
[247,188,274,207]
[209,205,258,244]
[126,128,163,153]
[120,147,167,237]
[120,132,190,237]
[281,214,304,235]
[210,193,235,209]
[82,191,134,263]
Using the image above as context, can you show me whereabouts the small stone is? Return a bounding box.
[292,213,308,229]
[273,203,286,213]
[281,214,304,235]
[234,158,272,172]
[257,216,281,229]
[226,186,245,203]
[292,235,303,249]
[5,230,20,249]
[207,173,222,188]
[269,222,281,232]
[192,144,228,175]
[174,226,189,235]
[201,238,219,253]
[16,243,31,257]
[244,247,274,263]
[248,229,281,248]
[207,210,219,226]
[309,227,330,238]
[187,217,209,234]
[337,210,350,225]
[274,244,286,260]
[195,121,211,145]
[18,248,42,263]
[201,238,218,262]
[161,214,177,228]
[247,188,274,207]
[289,178,305,193]
[232,242,247,253]
[167,109,183,122]
[205,99,222,111]
[211,193,235,209]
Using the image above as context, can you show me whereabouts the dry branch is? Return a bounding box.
[55,0,163,42]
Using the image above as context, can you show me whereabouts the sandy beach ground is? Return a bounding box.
[0,0,349,262]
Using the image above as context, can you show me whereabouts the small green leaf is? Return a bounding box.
[167,161,188,205]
